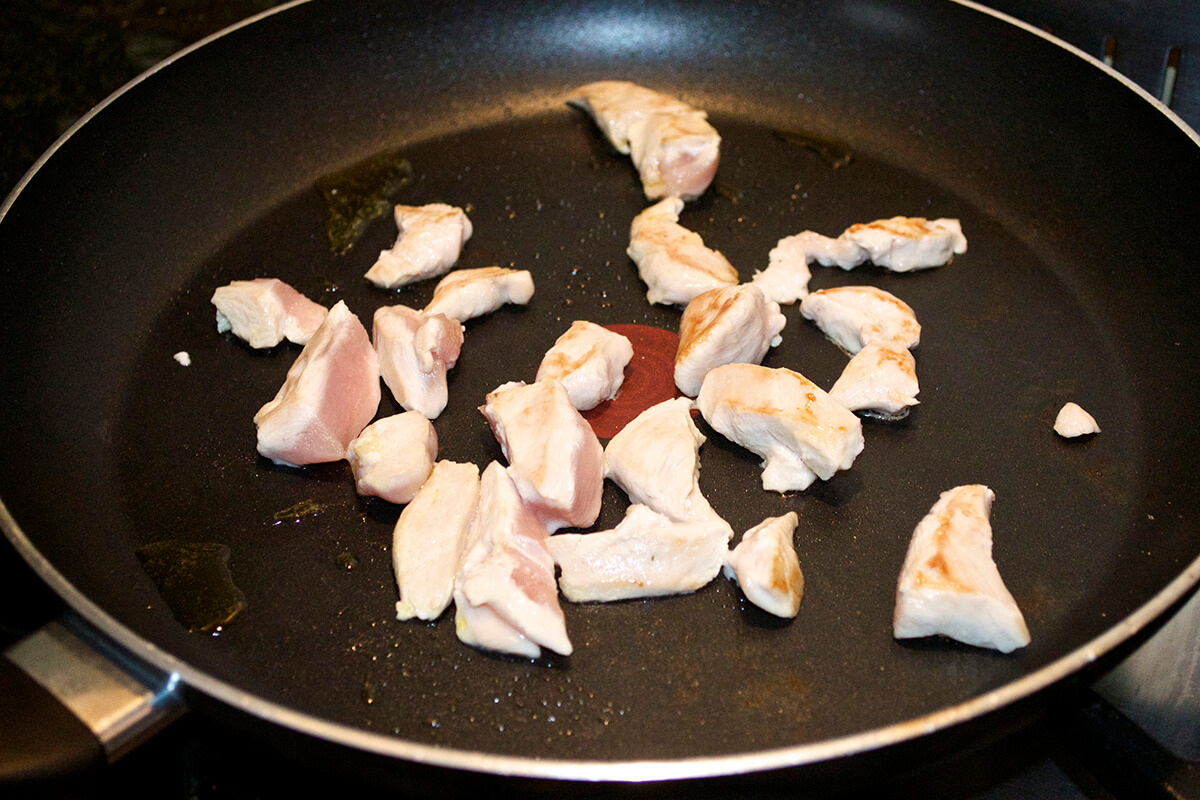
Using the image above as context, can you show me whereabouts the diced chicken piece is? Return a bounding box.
[454,462,572,657]
[1054,402,1101,438]
[604,397,727,527]
[568,80,721,201]
[365,203,473,290]
[536,321,634,411]
[345,411,437,504]
[751,231,862,304]
[828,341,920,418]
[211,278,327,348]
[840,217,967,273]
[674,284,786,397]
[423,266,535,323]
[893,485,1030,653]
[750,218,966,304]
[394,460,480,622]
[696,363,864,492]
[548,504,732,602]
[480,380,604,532]
[800,285,921,354]
[372,305,464,420]
[253,301,380,466]
[627,197,738,306]
[723,512,804,618]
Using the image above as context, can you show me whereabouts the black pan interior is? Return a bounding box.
[2,0,1199,773]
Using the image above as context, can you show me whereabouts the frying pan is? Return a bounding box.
[3,0,1200,788]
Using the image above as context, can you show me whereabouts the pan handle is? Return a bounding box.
[0,612,183,783]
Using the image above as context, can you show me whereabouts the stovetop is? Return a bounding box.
[2,1,1198,797]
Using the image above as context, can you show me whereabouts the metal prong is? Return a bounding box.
[1162,47,1181,107]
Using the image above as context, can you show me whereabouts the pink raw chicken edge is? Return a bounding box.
[253,300,381,467]
[479,379,604,533]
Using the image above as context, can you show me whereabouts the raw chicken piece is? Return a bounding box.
[372,304,464,419]
[627,197,738,306]
[750,218,966,304]
[548,504,732,602]
[799,285,921,354]
[365,203,473,290]
[840,217,967,272]
[211,278,327,348]
[723,512,804,618]
[480,380,604,532]
[394,460,480,622]
[454,462,572,657]
[253,301,380,467]
[568,80,721,201]
[696,363,864,492]
[674,284,786,397]
[423,266,535,323]
[604,397,727,527]
[1054,402,1101,437]
[828,341,920,418]
[536,321,634,411]
[345,411,437,504]
[893,485,1030,653]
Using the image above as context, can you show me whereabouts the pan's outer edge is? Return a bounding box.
[955,0,1200,146]
[7,496,1200,781]
[3,0,1200,783]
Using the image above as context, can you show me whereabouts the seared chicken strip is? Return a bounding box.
[604,397,727,527]
[423,266,535,323]
[841,216,967,272]
[454,461,572,657]
[480,379,605,532]
[751,218,966,304]
[1054,402,1101,437]
[394,460,480,622]
[627,197,738,306]
[568,80,721,201]
[723,512,804,618]
[548,504,732,603]
[828,341,920,418]
[800,285,921,354]
[365,203,473,290]
[345,411,437,505]
[254,301,380,466]
[536,321,634,411]
[674,284,786,397]
[372,305,464,420]
[696,363,864,492]
[751,231,859,304]
[211,278,327,348]
[894,485,1030,653]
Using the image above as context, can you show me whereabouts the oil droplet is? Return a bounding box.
[773,127,854,169]
[336,551,359,571]
[315,149,413,254]
[273,498,325,524]
[136,541,247,633]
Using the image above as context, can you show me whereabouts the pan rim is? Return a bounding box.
[3,0,1200,782]
[6,501,1200,781]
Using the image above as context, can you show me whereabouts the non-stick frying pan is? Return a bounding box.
[3,0,1200,787]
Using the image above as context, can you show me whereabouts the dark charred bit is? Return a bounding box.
[135,541,247,634]
[316,149,413,254]
[773,128,854,169]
